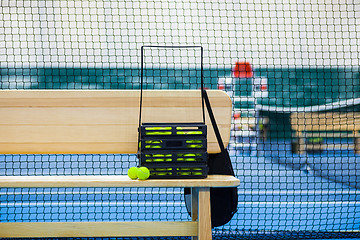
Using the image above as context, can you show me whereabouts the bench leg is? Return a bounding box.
[354,131,360,154]
[191,187,199,240]
[294,131,305,155]
[191,187,212,240]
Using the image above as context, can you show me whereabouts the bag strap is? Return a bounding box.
[202,89,226,152]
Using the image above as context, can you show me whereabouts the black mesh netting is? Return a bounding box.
[1,1,360,239]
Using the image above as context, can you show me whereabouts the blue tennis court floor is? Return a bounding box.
[0,139,359,239]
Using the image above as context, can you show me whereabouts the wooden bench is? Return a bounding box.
[290,112,360,155]
[0,90,239,240]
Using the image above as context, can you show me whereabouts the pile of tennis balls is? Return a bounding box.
[127,166,150,180]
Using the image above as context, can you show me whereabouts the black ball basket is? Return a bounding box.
[137,46,208,179]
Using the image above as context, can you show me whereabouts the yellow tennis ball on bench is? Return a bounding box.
[137,166,150,180]
[127,167,139,180]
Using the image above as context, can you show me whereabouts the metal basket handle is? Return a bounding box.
[138,45,205,129]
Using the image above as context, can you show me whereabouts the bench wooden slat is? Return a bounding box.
[0,90,231,107]
[291,112,360,131]
[306,144,355,151]
[303,125,359,131]
[0,174,240,188]
[0,90,231,154]
[0,221,198,238]
[290,111,360,154]
[304,132,355,138]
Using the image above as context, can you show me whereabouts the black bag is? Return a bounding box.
[185,90,238,228]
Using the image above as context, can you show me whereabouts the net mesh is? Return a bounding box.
[1,0,360,239]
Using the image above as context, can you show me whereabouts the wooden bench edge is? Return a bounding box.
[0,174,240,188]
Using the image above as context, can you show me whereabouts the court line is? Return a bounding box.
[238,190,360,195]
[1,189,360,195]
[0,189,360,195]
[1,201,183,207]
[0,190,183,195]
[1,201,360,207]
[238,201,360,206]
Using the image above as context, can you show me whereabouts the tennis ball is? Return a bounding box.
[137,167,150,180]
[156,173,168,175]
[187,131,202,135]
[188,144,202,148]
[128,167,138,180]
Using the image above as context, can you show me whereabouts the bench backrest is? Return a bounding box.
[291,112,360,132]
[0,90,231,154]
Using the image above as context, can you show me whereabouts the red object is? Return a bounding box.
[233,112,241,119]
[233,62,253,78]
